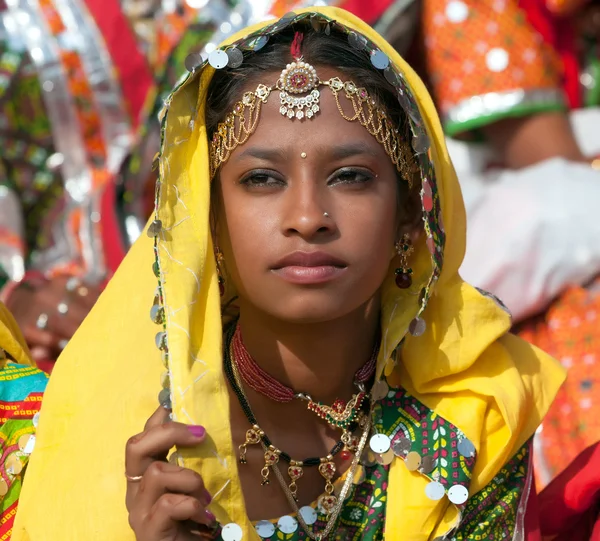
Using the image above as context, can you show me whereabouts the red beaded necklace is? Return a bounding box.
[231,323,378,404]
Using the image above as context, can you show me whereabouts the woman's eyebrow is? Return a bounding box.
[233,147,286,163]
[233,141,381,163]
[326,141,381,160]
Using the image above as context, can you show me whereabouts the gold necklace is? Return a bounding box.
[266,414,372,540]
[230,349,372,540]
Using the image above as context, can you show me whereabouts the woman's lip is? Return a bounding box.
[272,251,347,268]
[272,265,347,284]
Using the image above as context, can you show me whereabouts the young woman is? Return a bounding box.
[11,7,564,540]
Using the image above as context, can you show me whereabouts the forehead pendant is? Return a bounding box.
[277,60,321,120]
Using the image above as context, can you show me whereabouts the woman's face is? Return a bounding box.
[215,67,403,323]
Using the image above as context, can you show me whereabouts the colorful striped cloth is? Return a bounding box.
[0,362,48,539]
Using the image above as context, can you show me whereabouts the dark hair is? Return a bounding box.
[206,27,422,229]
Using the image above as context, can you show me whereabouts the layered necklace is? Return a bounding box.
[223,323,377,539]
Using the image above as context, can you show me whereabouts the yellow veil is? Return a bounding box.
[13,7,564,540]
[0,302,31,366]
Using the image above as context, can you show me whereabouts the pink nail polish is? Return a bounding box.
[188,425,205,438]
[205,510,216,523]
[202,489,212,505]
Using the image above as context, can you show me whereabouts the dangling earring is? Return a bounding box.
[215,246,225,297]
[394,235,414,289]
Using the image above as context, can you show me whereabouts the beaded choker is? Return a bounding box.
[231,323,376,431]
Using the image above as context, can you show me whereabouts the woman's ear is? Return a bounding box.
[396,187,422,245]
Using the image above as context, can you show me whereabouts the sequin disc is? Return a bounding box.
[458,438,476,458]
[277,515,298,534]
[409,317,426,337]
[371,379,389,401]
[155,331,167,349]
[150,304,164,324]
[248,35,268,51]
[375,448,395,466]
[404,451,422,471]
[299,505,318,525]
[6,453,23,475]
[158,388,171,408]
[184,52,202,72]
[0,478,8,497]
[371,50,390,70]
[310,15,324,32]
[425,481,446,501]
[412,130,430,154]
[392,437,411,458]
[208,50,229,69]
[361,449,378,467]
[448,484,469,505]
[384,66,399,86]
[221,523,243,541]
[271,11,297,32]
[255,520,275,538]
[353,464,367,484]
[420,455,436,474]
[18,434,35,455]
[348,31,367,50]
[169,452,183,466]
[369,433,391,454]
[226,47,244,68]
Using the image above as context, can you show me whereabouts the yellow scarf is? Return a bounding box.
[0,302,31,366]
[13,7,564,540]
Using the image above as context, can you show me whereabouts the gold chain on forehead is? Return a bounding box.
[209,59,417,187]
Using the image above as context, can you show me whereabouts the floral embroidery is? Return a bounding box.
[453,443,531,540]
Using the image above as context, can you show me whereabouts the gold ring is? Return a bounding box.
[125,473,143,482]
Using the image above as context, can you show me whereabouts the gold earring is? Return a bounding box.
[394,235,414,289]
[215,246,225,296]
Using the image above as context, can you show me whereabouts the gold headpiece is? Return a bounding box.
[209,59,416,188]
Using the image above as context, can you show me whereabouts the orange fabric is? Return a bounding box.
[519,279,600,485]
[422,0,563,116]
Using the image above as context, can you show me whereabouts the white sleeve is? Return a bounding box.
[458,157,600,322]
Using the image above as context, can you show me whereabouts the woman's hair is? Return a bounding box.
[206,27,422,230]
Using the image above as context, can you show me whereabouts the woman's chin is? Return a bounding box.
[259,294,366,324]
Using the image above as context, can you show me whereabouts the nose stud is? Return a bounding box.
[300,152,307,159]
[323,212,330,218]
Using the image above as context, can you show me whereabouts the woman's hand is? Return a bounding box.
[5,275,101,361]
[125,406,216,540]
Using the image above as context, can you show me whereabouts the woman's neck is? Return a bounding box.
[237,299,380,404]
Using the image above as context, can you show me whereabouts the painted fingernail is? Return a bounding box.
[202,489,212,505]
[188,425,206,438]
[205,510,216,523]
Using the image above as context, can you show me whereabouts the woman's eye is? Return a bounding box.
[330,168,374,185]
[240,171,285,187]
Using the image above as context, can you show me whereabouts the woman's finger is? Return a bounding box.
[125,422,206,478]
[144,404,172,432]
[133,462,211,520]
[146,493,216,534]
